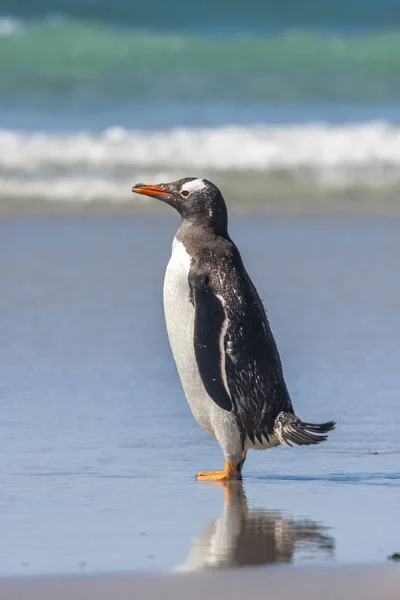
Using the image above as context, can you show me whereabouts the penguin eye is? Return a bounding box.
[180,190,190,198]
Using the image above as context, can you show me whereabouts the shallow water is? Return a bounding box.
[0,214,399,576]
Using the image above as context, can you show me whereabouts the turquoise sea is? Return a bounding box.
[1,1,400,208]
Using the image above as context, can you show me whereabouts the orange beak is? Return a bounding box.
[131,184,168,197]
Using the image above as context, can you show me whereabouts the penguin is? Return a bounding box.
[132,177,335,481]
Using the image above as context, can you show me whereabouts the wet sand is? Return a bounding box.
[1,214,399,575]
[1,565,400,600]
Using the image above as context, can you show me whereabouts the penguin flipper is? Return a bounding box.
[189,271,233,412]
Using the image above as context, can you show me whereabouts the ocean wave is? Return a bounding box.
[0,16,21,36]
[1,20,400,102]
[2,122,400,171]
[2,0,400,32]
[1,123,400,205]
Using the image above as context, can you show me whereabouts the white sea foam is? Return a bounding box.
[0,16,21,36]
[1,122,400,203]
[2,122,400,170]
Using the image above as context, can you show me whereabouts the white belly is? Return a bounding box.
[163,238,216,435]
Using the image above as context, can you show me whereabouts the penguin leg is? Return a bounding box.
[196,453,247,482]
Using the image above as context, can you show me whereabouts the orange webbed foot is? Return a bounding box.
[196,461,242,481]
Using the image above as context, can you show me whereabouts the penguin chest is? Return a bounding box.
[163,238,215,434]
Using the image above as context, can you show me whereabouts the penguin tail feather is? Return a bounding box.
[274,412,336,447]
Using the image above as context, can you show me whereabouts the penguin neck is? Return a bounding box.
[176,213,230,249]
[181,216,228,241]
[180,205,229,239]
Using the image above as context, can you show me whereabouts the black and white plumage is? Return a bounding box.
[132,177,335,480]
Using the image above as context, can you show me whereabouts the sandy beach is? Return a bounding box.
[2,0,400,589]
[1,565,400,600]
[1,214,399,577]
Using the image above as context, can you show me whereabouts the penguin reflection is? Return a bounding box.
[181,484,334,570]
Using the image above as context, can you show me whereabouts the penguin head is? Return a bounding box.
[132,177,228,233]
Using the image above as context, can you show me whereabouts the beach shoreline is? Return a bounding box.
[1,565,400,600]
[1,191,400,217]
[2,214,399,576]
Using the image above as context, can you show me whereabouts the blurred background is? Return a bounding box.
[1,0,400,213]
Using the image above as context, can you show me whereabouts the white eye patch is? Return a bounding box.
[181,179,206,194]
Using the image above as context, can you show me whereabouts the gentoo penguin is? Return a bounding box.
[132,177,335,481]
